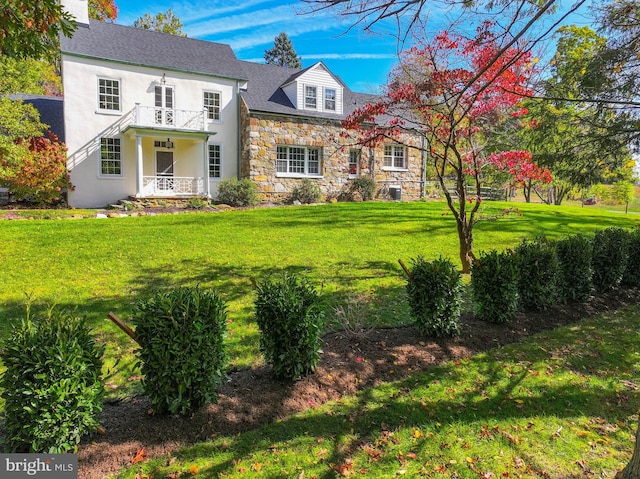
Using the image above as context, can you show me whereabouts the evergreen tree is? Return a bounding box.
[264,33,302,69]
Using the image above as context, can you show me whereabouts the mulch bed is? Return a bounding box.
[78,288,640,479]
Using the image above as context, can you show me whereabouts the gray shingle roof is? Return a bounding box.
[60,21,382,122]
[239,61,381,120]
[10,94,65,142]
[60,20,247,81]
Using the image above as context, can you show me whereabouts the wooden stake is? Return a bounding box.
[398,259,412,279]
[107,312,140,345]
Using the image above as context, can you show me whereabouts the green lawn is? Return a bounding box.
[2,200,640,476]
[112,306,640,479]
[1,201,638,395]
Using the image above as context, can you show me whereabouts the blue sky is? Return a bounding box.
[113,1,596,94]
[114,0,403,93]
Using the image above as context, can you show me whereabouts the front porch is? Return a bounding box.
[123,123,214,200]
[141,176,205,197]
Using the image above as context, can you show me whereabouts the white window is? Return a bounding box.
[277,145,322,176]
[325,88,336,111]
[154,85,174,125]
[349,149,360,177]
[305,85,317,109]
[203,91,221,121]
[98,78,120,112]
[383,144,407,169]
[208,144,222,178]
[100,138,122,176]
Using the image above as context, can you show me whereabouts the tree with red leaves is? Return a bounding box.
[1,132,73,205]
[342,25,550,273]
[89,0,118,22]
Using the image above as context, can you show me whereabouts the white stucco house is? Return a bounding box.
[58,0,426,208]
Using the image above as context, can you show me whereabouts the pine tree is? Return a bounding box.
[264,33,302,69]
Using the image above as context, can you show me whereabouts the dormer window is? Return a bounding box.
[305,85,317,109]
[325,88,336,111]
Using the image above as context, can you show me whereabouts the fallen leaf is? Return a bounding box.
[189,465,198,475]
[251,463,262,472]
[131,448,146,464]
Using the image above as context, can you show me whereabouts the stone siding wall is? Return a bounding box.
[240,102,425,202]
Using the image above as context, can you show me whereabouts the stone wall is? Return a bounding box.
[239,102,425,202]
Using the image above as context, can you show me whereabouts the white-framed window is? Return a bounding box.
[99,137,122,176]
[383,144,407,170]
[305,85,317,109]
[325,88,336,111]
[203,91,221,121]
[348,149,360,177]
[98,78,121,112]
[208,143,222,179]
[276,145,322,176]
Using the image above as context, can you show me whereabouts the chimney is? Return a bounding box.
[61,0,90,26]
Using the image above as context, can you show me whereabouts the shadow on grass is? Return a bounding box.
[96,308,640,479]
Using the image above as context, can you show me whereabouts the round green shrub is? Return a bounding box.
[255,273,325,380]
[216,178,260,207]
[514,237,560,310]
[349,177,376,201]
[622,227,640,287]
[132,287,227,415]
[555,234,593,302]
[406,256,461,337]
[0,309,105,453]
[592,227,629,291]
[291,178,322,204]
[471,249,518,323]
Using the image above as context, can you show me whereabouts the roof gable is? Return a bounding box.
[281,62,346,89]
[240,61,381,120]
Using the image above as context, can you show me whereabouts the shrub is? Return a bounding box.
[514,237,560,310]
[555,234,593,302]
[291,178,322,204]
[349,177,376,201]
[0,308,104,453]
[406,256,461,337]
[131,287,227,415]
[216,178,260,207]
[254,273,325,380]
[471,249,518,323]
[623,228,640,287]
[186,197,208,209]
[592,227,629,291]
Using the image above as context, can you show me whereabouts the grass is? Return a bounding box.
[0,200,638,397]
[112,306,640,479]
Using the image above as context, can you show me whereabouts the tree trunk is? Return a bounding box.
[456,216,474,274]
[523,180,532,203]
[616,417,640,479]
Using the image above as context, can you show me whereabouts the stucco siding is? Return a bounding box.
[62,55,239,207]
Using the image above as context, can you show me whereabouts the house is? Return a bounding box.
[59,0,426,208]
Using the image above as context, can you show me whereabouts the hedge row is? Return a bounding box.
[405,227,640,334]
[3,227,638,452]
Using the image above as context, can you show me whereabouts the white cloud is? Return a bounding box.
[300,53,397,60]
[185,4,299,37]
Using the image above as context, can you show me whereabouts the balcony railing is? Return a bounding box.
[133,105,208,131]
[142,176,205,196]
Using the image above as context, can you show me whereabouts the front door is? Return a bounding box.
[155,85,174,126]
[156,151,174,193]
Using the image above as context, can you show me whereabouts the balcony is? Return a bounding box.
[142,176,205,196]
[132,105,208,131]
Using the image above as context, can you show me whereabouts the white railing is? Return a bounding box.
[142,176,205,196]
[133,105,207,131]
